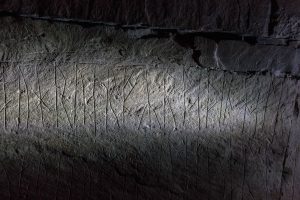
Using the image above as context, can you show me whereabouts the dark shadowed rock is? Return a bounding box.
[0,0,300,39]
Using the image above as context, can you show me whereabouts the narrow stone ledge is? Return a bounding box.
[0,0,300,39]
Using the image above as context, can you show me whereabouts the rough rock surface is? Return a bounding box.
[1,0,300,40]
[0,17,299,200]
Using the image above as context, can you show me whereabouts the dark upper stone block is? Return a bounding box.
[0,0,300,39]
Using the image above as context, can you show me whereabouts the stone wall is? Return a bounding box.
[0,17,299,200]
[1,0,300,40]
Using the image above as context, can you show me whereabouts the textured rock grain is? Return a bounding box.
[0,17,299,200]
[1,0,300,39]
